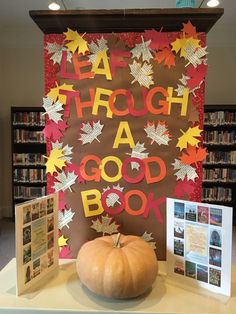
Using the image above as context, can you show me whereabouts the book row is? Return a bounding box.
[13,153,45,166]
[204,111,236,126]
[204,130,236,145]
[203,168,236,182]
[204,151,236,164]
[14,169,46,183]
[14,130,46,143]
[13,112,45,126]
[14,186,46,199]
[202,187,232,202]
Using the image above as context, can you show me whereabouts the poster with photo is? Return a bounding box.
[167,198,232,296]
[15,193,59,295]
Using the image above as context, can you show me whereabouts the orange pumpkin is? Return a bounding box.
[76,233,158,299]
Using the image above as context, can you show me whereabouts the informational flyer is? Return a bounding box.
[167,198,232,296]
[15,194,59,295]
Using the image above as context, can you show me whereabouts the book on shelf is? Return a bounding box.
[13,168,46,183]
[203,168,236,182]
[204,111,236,126]
[204,130,236,145]
[204,151,236,165]
[13,129,46,143]
[202,187,232,202]
[14,186,46,200]
[12,111,45,126]
[13,153,45,166]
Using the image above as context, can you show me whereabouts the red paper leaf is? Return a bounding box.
[64,163,86,183]
[143,29,171,50]
[59,191,66,211]
[181,21,198,39]
[59,246,72,259]
[186,63,208,90]
[155,48,176,68]
[180,145,208,165]
[174,178,195,198]
[43,120,68,142]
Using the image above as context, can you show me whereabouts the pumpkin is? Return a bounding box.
[76,233,158,299]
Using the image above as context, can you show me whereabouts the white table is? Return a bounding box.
[0,259,235,314]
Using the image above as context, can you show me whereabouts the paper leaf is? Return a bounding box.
[52,141,73,164]
[141,231,157,250]
[185,44,208,68]
[102,184,124,207]
[88,37,108,63]
[58,208,75,230]
[182,21,198,39]
[79,120,104,145]
[131,36,153,63]
[174,178,195,198]
[46,42,72,64]
[155,47,175,68]
[64,163,86,184]
[58,235,68,247]
[129,61,154,88]
[43,120,68,142]
[43,97,63,123]
[186,63,208,90]
[91,215,119,235]
[174,84,186,96]
[64,28,89,55]
[127,142,149,170]
[179,74,190,86]
[177,126,202,151]
[45,148,66,175]
[144,121,171,146]
[47,83,75,105]
[172,159,198,181]
[180,145,208,165]
[53,170,78,192]
[59,246,72,259]
[171,38,200,58]
[143,29,171,50]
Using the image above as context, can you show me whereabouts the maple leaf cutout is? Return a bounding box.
[59,246,72,259]
[64,28,89,55]
[58,208,75,230]
[177,126,203,151]
[171,37,201,58]
[141,232,157,250]
[143,29,171,50]
[131,36,153,63]
[47,82,75,105]
[186,63,208,90]
[88,37,108,63]
[53,170,78,192]
[181,21,198,39]
[172,159,198,181]
[127,142,149,170]
[46,42,72,64]
[129,61,154,88]
[52,141,73,164]
[155,48,175,68]
[185,44,208,68]
[91,215,120,236]
[58,235,68,247]
[42,96,63,123]
[180,145,208,165]
[45,148,66,175]
[144,121,171,146]
[79,120,104,145]
[102,184,124,207]
[174,178,195,198]
[43,120,68,142]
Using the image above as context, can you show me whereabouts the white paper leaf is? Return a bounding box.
[179,74,190,86]
[175,84,186,96]
[79,120,104,145]
[185,44,208,68]
[42,97,63,123]
[172,159,198,181]
[141,231,157,250]
[58,208,75,230]
[129,61,154,88]
[144,121,171,146]
[53,171,78,192]
[127,142,149,170]
[52,141,73,164]
[88,37,108,63]
[91,215,119,235]
[131,37,153,63]
[102,184,124,207]
[46,42,72,65]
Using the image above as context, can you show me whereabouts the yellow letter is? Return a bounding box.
[167,87,189,116]
[113,121,135,148]
[81,189,104,217]
[100,156,122,182]
[92,88,113,118]
[92,51,112,80]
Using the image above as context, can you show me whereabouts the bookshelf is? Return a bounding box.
[203,105,236,224]
[11,107,47,217]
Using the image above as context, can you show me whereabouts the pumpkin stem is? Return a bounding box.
[114,233,121,248]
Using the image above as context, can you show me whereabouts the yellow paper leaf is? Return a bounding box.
[58,235,68,247]
[177,126,203,151]
[47,83,74,105]
[64,28,89,55]
[171,38,200,58]
[45,148,66,175]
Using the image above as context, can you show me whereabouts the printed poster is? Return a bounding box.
[15,194,58,295]
[167,197,232,296]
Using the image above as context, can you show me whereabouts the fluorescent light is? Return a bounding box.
[48,2,61,10]
[207,0,220,7]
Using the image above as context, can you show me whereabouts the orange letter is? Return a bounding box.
[125,190,147,216]
[80,155,101,182]
[144,157,166,184]
[146,87,169,115]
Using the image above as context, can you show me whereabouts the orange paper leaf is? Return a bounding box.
[155,48,175,69]
[181,21,198,39]
[180,145,208,165]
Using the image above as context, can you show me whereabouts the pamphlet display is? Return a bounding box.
[15,194,59,295]
[166,197,232,296]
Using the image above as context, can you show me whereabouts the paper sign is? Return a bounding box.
[166,198,232,297]
[15,194,59,295]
